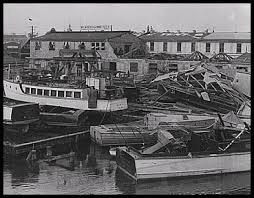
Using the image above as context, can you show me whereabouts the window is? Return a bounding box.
[109,62,117,71]
[77,65,82,77]
[177,42,181,52]
[163,42,167,52]
[130,62,138,72]
[79,42,85,50]
[64,42,70,49]
[44,90,50,96]
[37,89,42,95]
[91,42,95,50]
[25,87,30,94]
[66,91,72,97]
[35,41,41,50]
[74,92,81,98]
[96,42,100,50]
[101,42,105,50]
[219,43,224,53]
[49,42,55,50]
[31,88,36,94]
[236,43,241,53]
[51,90,57,96]
[150,42,154,51]
[206,43,210,52]
[191,42,195,52]
[58,91,64,97]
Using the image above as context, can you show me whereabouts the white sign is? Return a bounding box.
[81,25,111,31]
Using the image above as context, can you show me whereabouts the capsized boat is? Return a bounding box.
[3,75,128,112]
[116,112,250,181]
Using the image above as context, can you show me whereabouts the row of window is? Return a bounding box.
[150,42,243,53]
[35,41,105,51]
[25,87,81,98]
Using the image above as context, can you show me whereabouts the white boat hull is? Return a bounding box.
[116,147,250,181]
[4,80,127,112]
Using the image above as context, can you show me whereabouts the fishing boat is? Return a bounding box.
[116,112,250,181]
[3,101,40,133]
[152,64,249,114]
[3,75,128,112]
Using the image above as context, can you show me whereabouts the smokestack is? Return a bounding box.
[192,30,196,34]
[177,30,180,34]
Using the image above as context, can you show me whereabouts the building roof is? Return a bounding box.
[209,53,233,63]
[139,32,196,42]
[202,32,250,42]
[32,31,132,42]
[3,54,26,65]
[183,51,209,61]
[232,53,251,65]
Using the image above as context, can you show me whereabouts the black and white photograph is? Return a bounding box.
[3,3,250,195]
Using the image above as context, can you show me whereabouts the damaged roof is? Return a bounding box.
[209,53,233,63]
[183,51,209,61]
[139,32,196,42]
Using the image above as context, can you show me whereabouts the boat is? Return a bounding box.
[90,122,157,146]
[144,112,216,130]
[3,75,128,112]
[152,64,249,114]
[3,100,40,133]
[116,112,250,181]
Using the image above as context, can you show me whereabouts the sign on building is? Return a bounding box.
[81,25,111,31]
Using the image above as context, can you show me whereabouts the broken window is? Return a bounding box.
[49,41,55,50]
[96,42,100,50]
[79,42,86,50]
[91,42,95,50]
[64,42,70,49]
[35,41,41,50]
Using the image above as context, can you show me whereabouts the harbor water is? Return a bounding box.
[3,138,250,195]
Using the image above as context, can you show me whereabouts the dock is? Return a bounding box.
[4,130,90,156]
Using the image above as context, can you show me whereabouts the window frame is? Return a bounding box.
[219,43,224,53]
[191,42,195,52]
[58,91,64,97]
[44,89,50,96]
[74,92,81,98]
[51,90,57,97]
[163,42,167,52]
[177,42,182,52]
[206,43,211,52]
[49,41,55,51]
[236,43,241,53]
[150,42,154,51]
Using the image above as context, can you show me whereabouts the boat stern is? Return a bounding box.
[116,146,138,181]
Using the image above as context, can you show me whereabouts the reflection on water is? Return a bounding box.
[4,139,250,195]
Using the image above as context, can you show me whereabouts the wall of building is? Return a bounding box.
[196,42,251,58]
[146,41,194,54]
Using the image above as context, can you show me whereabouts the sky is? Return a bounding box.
[3,3,251,36]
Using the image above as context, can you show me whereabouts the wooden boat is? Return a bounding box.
[90,122,157,146]
[152,64,249,114]
[116,112,250,181]
[3,101,40,133]
[144,112,216,130]
[3,76,128,112]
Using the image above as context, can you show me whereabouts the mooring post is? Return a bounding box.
[69,151,75,168]
[46,146,52,157]
[30,149,37,161]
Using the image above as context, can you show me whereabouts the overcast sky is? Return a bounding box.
[4,3,250,36]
